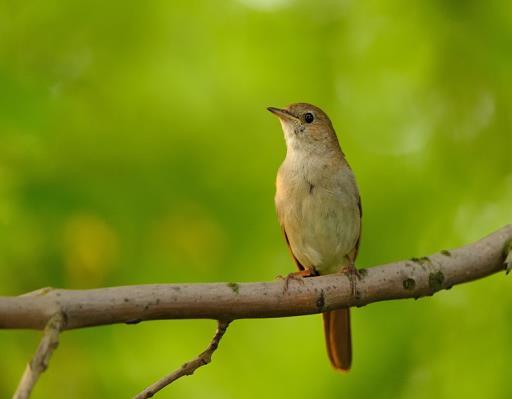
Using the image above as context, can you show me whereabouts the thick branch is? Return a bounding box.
[133,320,230,399]
[12,313,64,399]
[0,225,511,331]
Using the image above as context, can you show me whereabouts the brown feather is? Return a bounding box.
[280,225,305,271]
[349,194,363,262]
[323,308,352,371]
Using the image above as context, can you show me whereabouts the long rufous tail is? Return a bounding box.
[322,308,352,371]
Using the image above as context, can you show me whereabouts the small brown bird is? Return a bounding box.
[268,103,362,372]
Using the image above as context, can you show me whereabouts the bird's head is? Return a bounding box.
[267,103,339,154]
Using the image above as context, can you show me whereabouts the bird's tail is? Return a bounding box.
[322,308,352,371]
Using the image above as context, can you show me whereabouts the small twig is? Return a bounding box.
[13,313,65,399]
[133,320,231,399]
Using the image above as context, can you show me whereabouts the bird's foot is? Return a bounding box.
[340,264,362,297]
[505,240,512,275]
[277,268,317,292]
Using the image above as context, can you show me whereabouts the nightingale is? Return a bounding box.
[268,103,362,372]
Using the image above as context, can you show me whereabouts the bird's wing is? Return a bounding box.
[280,224,305,271]
[276,187,306,271]
[348,193,363,264]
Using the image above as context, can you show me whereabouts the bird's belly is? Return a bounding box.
[286,190,360,275]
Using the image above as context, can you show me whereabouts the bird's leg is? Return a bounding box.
[278,267,318,292]
[340,263,361,297]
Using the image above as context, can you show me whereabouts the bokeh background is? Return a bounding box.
[1,0,512,397]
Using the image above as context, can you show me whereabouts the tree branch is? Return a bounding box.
[3,225,512,398]
[133,320,230,399]
[1,225,510,331]
[12,313,64,399]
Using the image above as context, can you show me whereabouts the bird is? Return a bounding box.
[268,103,362,372]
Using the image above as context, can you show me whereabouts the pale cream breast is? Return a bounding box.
[275,155,361,275]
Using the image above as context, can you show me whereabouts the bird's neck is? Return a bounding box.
[282,145,346,185]
[285,142,343,166]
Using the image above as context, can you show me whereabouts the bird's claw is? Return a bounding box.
[505,240,512,275]
[277,268,316,292]
[277,273,304,292]
[340,265,361,298]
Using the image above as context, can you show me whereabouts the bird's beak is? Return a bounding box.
[267,107,300,123]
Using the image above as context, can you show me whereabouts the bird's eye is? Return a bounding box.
[304,112,314,123]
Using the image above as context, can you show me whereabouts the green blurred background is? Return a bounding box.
[1,0,512,397]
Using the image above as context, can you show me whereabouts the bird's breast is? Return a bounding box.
[275,158,360,274]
